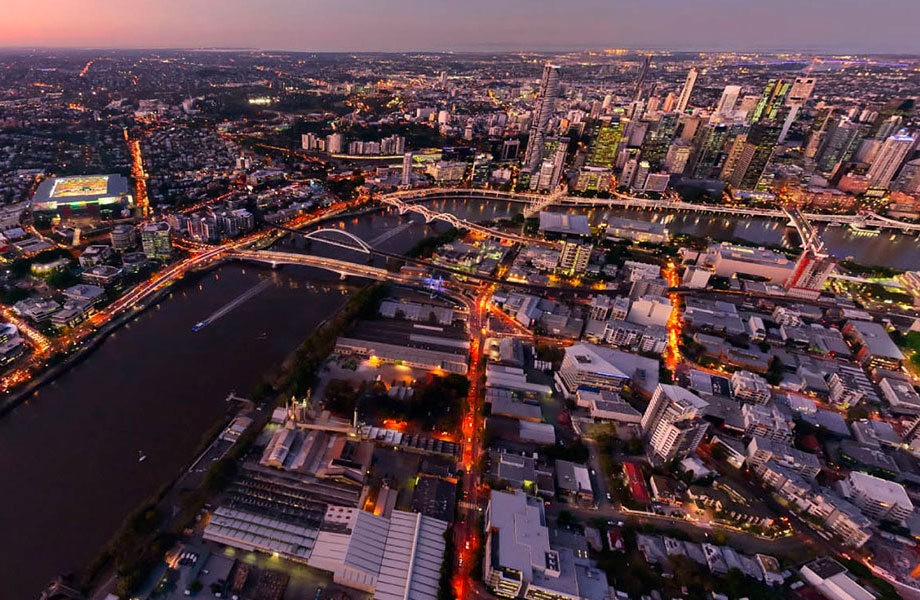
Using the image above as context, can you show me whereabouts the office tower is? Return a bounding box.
[786,76,817,106]
[640,113,679,168]
[661,92,677,113]
[867,132,916,189]
[715,85,742,114]
[675,67,698,113]
[438,70,448,88]
[532,137,568,190]
[751,79,791,123]
[786,250,837,292]
[876,115,904,140]
[326,133,344,154]
[627,120,649,146]
[587,120,624,168]
[140,222,172,260]
[110,224,137,251]
[719,134,749,181]
[621,159,639,188]
[634,54,652,101]
[778,104,801,143]
[471,155,491,186]
[523,63,561,170]
[631,161,650,191]
[645,96,661,115]
[804,108,834,158]
[893,158,920,194]
[558,241,592,276]
[815,117,864,173]
[728,123,782,190]
[602,93,613,110]
[501,139,520,161]
[688,122,732,179]
[664,140,692,174]
[401,152,413,186]
[641,384,709,462]
[678,115,702,141]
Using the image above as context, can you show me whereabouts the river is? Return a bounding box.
[1,197,918,598]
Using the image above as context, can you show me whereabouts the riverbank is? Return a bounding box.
[0,260,226,419]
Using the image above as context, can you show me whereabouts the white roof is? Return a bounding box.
[846,471,913,509]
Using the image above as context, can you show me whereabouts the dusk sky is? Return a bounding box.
[4,0,920,53]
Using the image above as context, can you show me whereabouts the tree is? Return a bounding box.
[624,437,645,455]
[557,510,579,528]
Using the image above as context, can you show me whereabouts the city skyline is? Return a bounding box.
[3,0,920,54]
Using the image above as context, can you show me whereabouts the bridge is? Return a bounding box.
[783,206,826,253]
[379,195,557,246]
[380,188,920,233]
[228,249,395,280]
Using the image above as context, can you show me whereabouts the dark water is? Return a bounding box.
[0,266,352,598]
[550,203,920,269]
[1,196,917,598]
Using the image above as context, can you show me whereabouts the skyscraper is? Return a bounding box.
[675,67,698,113]
[688,122,732,179]
[140,222,172,260]
[641,384,709,462]
[640,113,679,168]
[634,54,652,101]
[867,132,915,189]
[786,249,837,292]
[786,76,816,106]
[815,116,863,173]
[715,85,741,114]
[401,152,413,186]
[751,79,791,123]
[587,119,624,168]
[523,63,561,170]
[728,123,782,190]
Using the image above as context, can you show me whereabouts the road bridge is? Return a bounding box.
[380,187,920,233]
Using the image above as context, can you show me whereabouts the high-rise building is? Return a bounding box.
[689,122,732,179]
[523,63,561,170]
[640,113,679,168]
[558,241,592,276]
[719,134,749,181]
[140,222,172,260]
[715,85,742,114]
[661,92,677,113]
[634,54,652,101]
[751,79,791,123]
[641,384,709,462]
[675,67,698,113]
[728,123,782,191]
[531,137,568,190]
[893,158,920,194]
[620,158,639,188]
[786,76,817,106]
[326,133,344,154]
[876,115,904,140]
[501,139,520,161]
[401,152,413,187]
[778,104,801,144]
[866,132,915,190]
[815,117,863,173]
[587,120,624,168]
[664,141,692,174]
[786,250,837,292]
[110,224,137,251]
